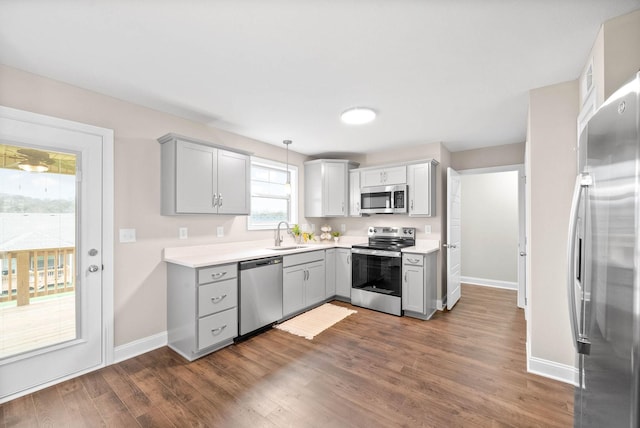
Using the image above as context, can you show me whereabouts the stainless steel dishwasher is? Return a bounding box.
[238,255,283,336]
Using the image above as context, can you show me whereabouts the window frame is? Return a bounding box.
[247,156,298,231]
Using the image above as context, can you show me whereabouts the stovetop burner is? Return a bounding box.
[352,226,416,251]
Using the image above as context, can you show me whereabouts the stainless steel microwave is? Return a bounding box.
[360,185,407,214]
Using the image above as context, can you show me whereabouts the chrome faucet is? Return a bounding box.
[275,221,292,246]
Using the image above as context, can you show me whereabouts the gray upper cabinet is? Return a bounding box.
[305,159,359,217]
[407,160,438,217]
[361,165,406,187]
[348,169,361,217]
[159,134,251,215]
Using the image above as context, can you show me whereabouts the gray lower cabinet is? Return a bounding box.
[402,252,437,320]
[335,248,352,300]
[167,262,238,361]
[283,251,326,317]
[325,248,336,298]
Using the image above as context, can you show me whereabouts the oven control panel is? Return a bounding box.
[367,226,415,238]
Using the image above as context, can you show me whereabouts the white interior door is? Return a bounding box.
[517,169,527,308]
[446,167,461,310]
[0,106,112,403]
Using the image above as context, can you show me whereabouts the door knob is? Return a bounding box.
[520,252,527,256]
[88,265,100,273]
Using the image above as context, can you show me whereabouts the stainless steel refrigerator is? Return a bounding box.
[568,71,640,427]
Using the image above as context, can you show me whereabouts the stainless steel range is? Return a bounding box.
[351,226,415,316]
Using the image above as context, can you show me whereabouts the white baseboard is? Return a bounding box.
[114,331,168,364]
[461,276,517,290]
[528,355,578,386]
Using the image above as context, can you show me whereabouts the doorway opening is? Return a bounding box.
[459,164,526,308]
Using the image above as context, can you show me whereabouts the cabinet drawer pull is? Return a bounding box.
[210,294,227,304]
[211,272,227,279]
[408,258,420,264]
[210,325,227,336]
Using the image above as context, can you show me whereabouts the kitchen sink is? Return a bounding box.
[266,245,308,251]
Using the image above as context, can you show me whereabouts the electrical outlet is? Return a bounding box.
[179,227,188,239]
[217,226,224,237]
[424,225,432,234]
[119,228,136,243]
[341,224,346,233]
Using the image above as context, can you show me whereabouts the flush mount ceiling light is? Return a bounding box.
[18,162,49,173]
[340,107,376,125]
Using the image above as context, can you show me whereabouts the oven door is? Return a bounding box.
[351,248,402,297]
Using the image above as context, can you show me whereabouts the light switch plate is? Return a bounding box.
[341,224,346,233]
[119,228,136,243]
[424,225,432,234]
[217,226,224,237]
[179,227,188,239]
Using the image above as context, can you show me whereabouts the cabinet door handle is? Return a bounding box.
[211,272,227,279]
[347,254,351,264]
[404,272,408,282]
[210,294,227,304]
[411,200,414,210]
[342,202,345,213]
[211,325,227,336]
[212,194,218,207]
[218,193,223,207]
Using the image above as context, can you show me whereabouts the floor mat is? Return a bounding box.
[275,303,357,340]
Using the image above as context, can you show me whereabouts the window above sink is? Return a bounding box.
[247,157,298,231]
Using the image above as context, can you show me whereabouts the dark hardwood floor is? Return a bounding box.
[1,284,574,427]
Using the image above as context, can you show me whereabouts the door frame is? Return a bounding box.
[0,105,114,402]
[458,163,526,309]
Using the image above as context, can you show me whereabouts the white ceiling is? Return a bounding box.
[1,1,639,156]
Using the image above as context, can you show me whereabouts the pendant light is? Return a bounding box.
[283,140,292,194]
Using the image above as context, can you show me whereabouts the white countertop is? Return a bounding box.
[163,237,439,268]
[403,239,441,255]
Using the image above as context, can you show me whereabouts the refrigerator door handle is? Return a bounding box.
[567,173,592,355]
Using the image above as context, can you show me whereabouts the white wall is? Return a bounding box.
[460,171,519,286]
[0,65,314,347]
[527,79,579,379]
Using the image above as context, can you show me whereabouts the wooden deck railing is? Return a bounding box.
[0,247,75,306]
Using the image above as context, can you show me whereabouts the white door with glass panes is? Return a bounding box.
[0,106,112,403]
